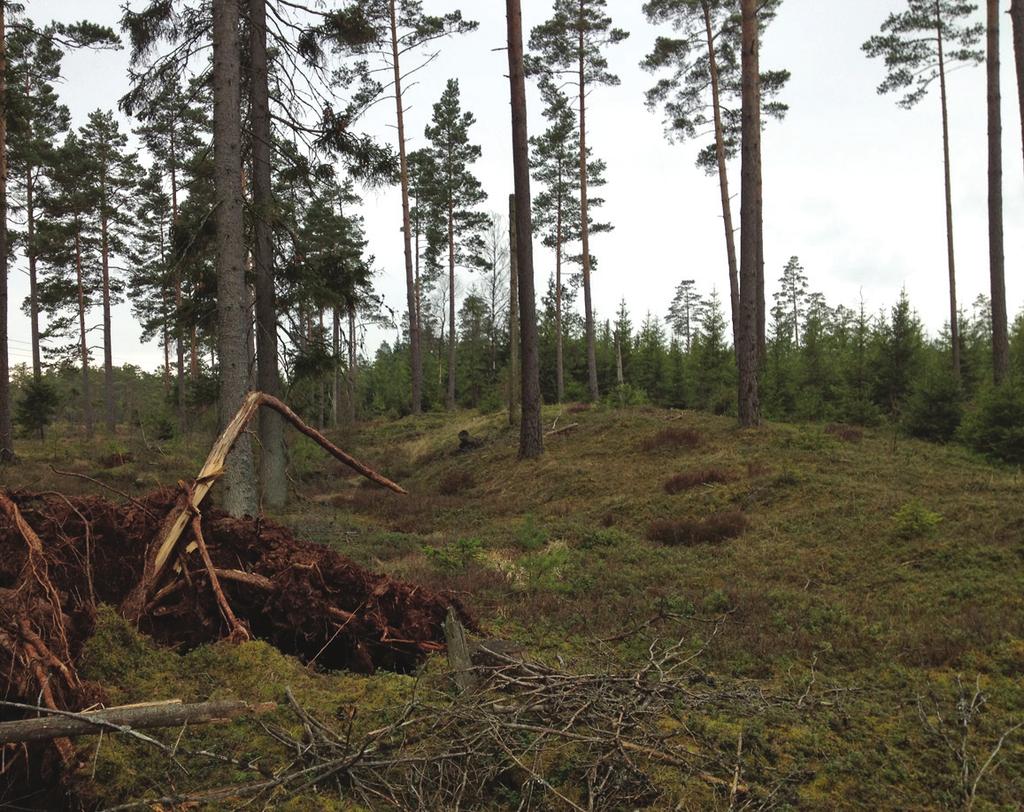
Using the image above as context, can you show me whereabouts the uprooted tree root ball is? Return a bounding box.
[0,488,473,803]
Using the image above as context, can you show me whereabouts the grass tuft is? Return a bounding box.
[640,427,703,452]
[663,468,733,494]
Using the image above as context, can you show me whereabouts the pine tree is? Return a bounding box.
[530,77,609,402]
[737,0,762,426]
[8,22,70,381]
[776,256,808,345]
[643,0,788,348]
[1012,0,1024,173]
[80,110,141,433]
[420,79,488,410]
[666,278,699,351]
[529,0,628,402]
[508,0,544,457]
[37,132,102,437]
[986,0,1008,383]
[863,0,984,380]
[212,0,257,516]
[133,73,208,427]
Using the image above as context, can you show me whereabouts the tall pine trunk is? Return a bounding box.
[578,3,599,402]
[988,0,1009,382]
[936,7,962,379]
[250,0,287,508]
[1012,0,1024,173]
[738,0,762,428]
[0,3,11,460]
[75,230,93,439]
[555,185,564,403]
[100,179,116,433]
[347,303,357,423]
[508,193,520,426]
[27,166,41,380]
[332,306,341,427]
[702,1,740,353]
[506,0,543,458]
[447,204,457,409]
[212,0,257,516]
[170,137,186,431]
[389,0,423,414]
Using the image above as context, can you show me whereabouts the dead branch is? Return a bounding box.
[0,699,275,744]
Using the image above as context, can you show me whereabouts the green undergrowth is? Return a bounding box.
[5,404,1024,807]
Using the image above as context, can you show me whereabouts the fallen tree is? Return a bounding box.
[0,392,471,803]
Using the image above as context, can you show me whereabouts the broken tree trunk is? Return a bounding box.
[0,699,274,744]
[121,391,406,623]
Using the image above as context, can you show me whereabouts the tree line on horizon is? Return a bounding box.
[0,0,1021,510]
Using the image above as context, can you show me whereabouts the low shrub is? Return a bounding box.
[438,470,475,496]
[958,380,1024,464]
[892,501,943,540]
[514,515,547,552]
[423,537,484,571]
[641,427,703,452]
[567,402,592,415]
[663,468,732,494]
[824,423,864,444]
[647,510,748,546]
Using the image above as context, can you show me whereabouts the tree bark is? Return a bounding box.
[702,2,740,354]
[250,0,287,509]
[389,0,423,414]
[508,193,520,426]
[347,302,357,423]
[332,306,340,427]
[555,184,564,403]
[0,699,273,744]
[0,3,11,460]
[100,173,116,433]
[75,230,93,438]
[27,168,41,380]
[506,0,543,458]
[212,0,257,517]
[577,2,599,402]
[1012,0,1024,173]
[737,0,762,428]
[988,0,1009,382]
[936,7,961,379]
[446,203,457,409]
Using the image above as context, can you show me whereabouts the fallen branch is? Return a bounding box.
[545,422,580,437]
[0,699,275,744]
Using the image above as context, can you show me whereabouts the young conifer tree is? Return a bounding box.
[863,0,984,381]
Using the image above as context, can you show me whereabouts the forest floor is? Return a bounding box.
[2,404,1023,810]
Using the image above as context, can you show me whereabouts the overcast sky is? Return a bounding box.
[6,0,1022,372]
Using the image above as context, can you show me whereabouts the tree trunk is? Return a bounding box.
[446,204,457,410]
[250,0,287,509]
[332,306,341,427]
[508,193,520,426]
[988,0,1009,383]
[0,3,11,461]
[170,140,186,432]
[75,230,93,438]
[389,0,423,414]
[702,2,740,354]
[100,179,116,433]
[27,168,41,380]
[347,303,357,423]
[578,3,599,402]
[737,0,762,428]
[936,9,962,380]
[1011,0,1024,174]
[555,186,565,403]
[212,0,257,517]
[506,0,543,458]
